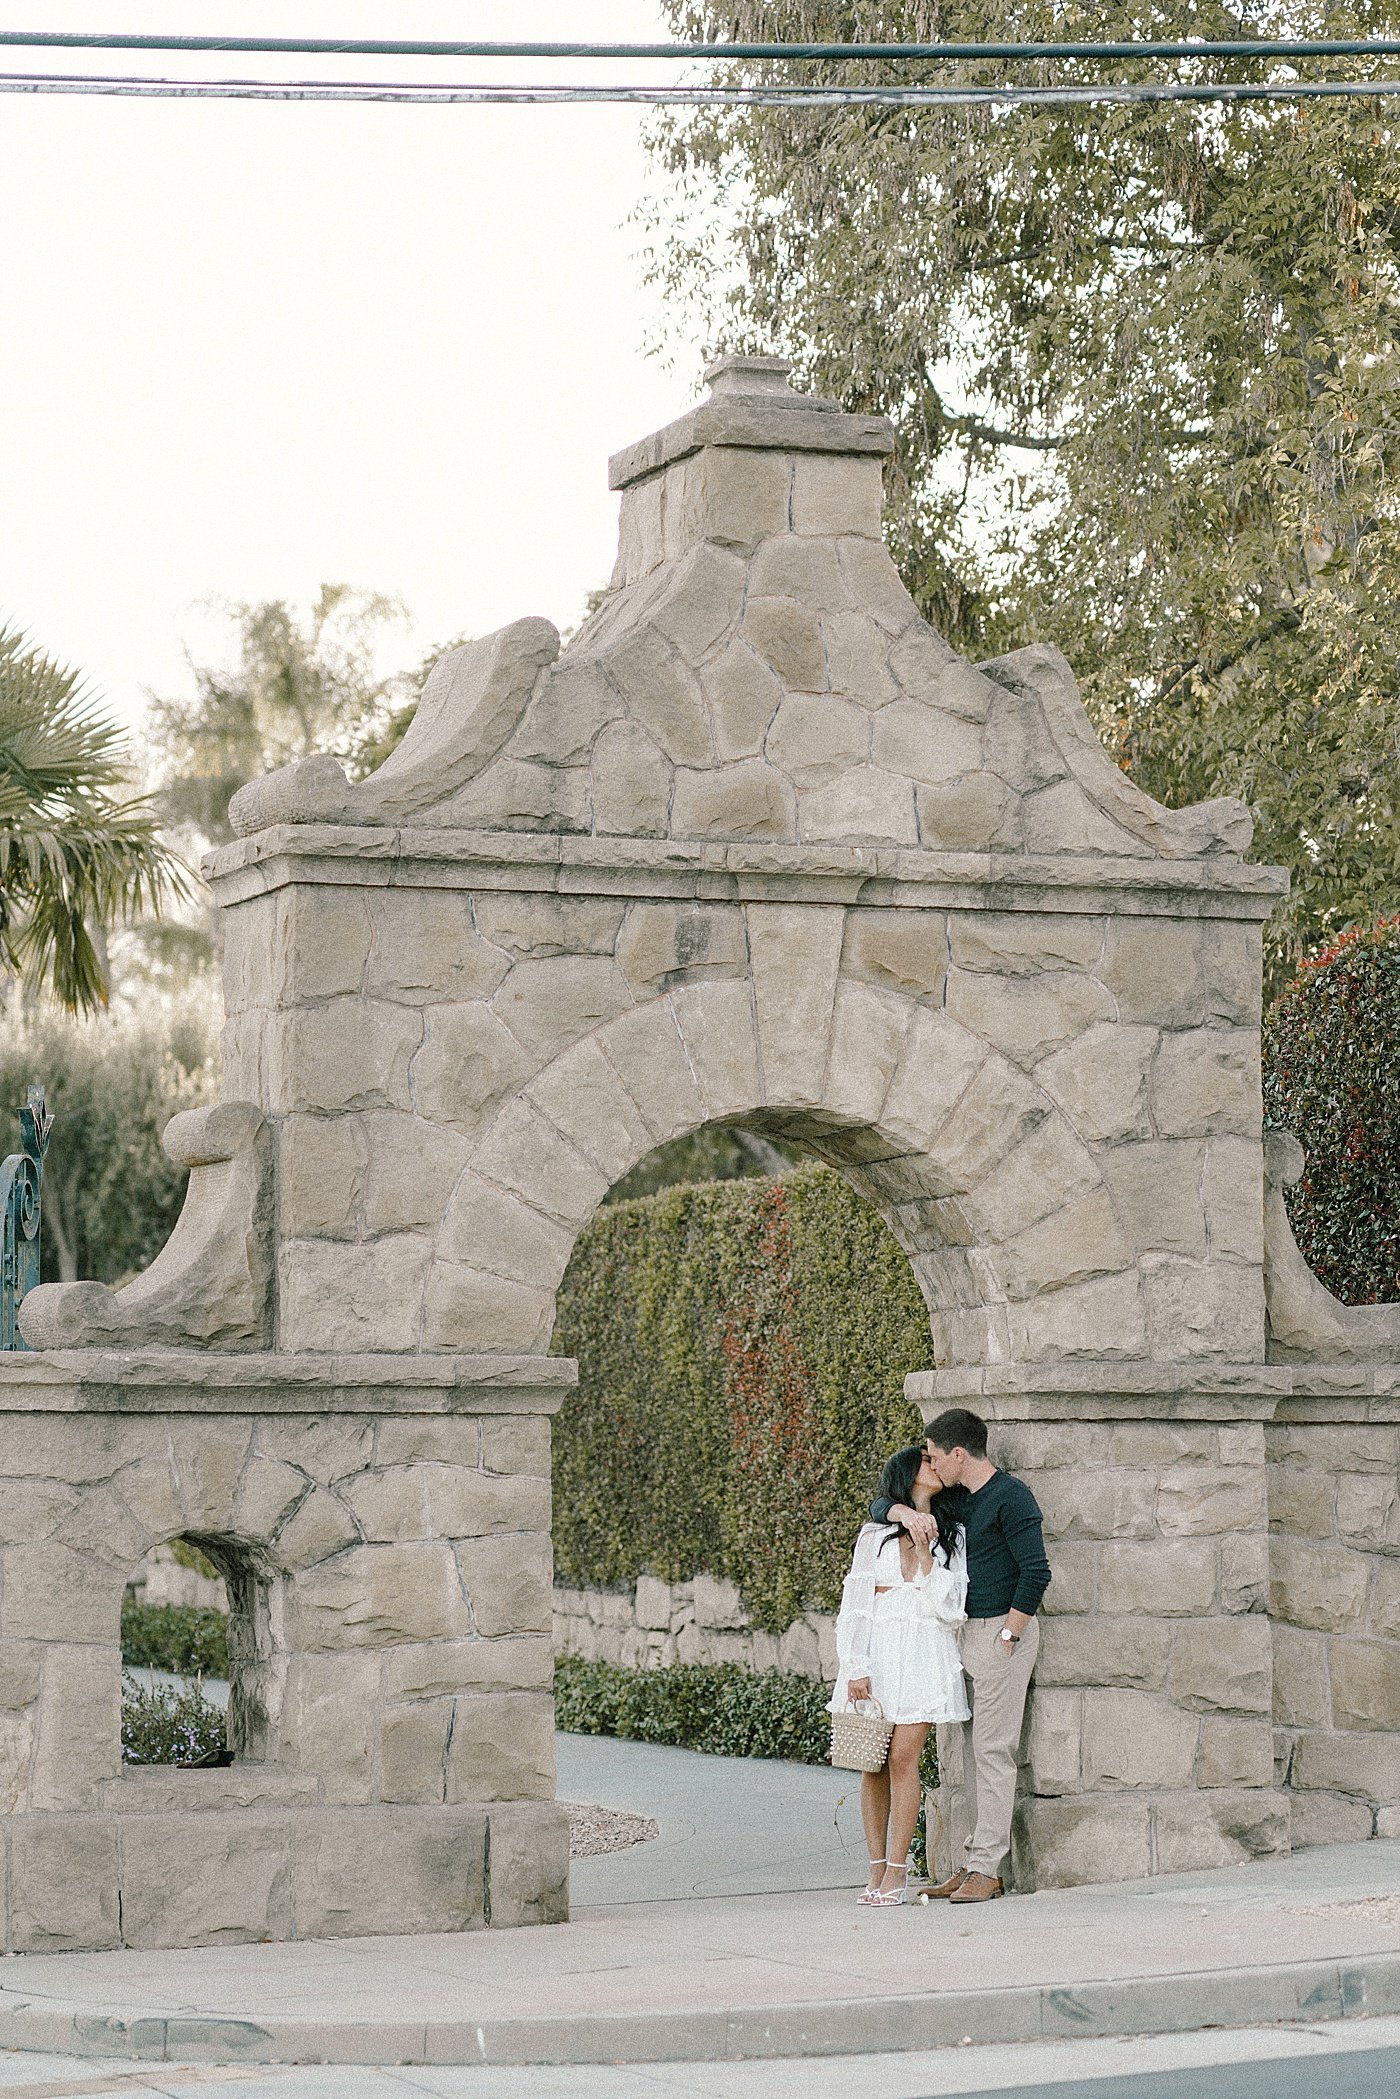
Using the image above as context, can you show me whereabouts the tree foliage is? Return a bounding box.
[1263,916,1400,1304]
[0,626,188,1012]
[650,3,1400,982]
[0,996,217,1285]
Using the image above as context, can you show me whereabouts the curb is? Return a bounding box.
[1,1950,1399,2066]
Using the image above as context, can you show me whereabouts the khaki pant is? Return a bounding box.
[955,1616,1039,1880]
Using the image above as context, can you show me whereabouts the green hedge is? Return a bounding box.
[554,1654,830,1763]
[551,1164,932,1632]
[1263,916,1400,1304]
[120,1601,228,1678]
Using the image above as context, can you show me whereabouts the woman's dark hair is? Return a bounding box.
[873,1445,962,1564]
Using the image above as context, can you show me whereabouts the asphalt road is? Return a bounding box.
[956,2043,1400,2099]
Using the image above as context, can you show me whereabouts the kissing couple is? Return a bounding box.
[828,1407,1051,1907]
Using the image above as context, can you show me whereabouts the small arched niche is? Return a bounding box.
[123,1531,284,1766]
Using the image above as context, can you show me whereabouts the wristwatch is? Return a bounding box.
[998,1626,1020,1648]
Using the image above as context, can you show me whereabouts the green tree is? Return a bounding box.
[651,3,1400,983]
[0,995,217,1284]
[147,584,410,851]
[0,626,187,1013]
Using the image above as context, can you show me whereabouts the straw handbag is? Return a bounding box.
[829,1696,894,1773]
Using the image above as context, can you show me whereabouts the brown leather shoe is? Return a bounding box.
[949,1871,1004,1903]
[921,1868,968,1899]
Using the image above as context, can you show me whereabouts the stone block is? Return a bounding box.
[436,1175,574,1290]
[1196,1716,1275,1787]
[670,980,762,1122]
[1153,1790,1289,1872]
[10,1815,119,1951]
[1037,1618,1172,1690]
[799,766,919,847]
[1268,1466,1339,1541]
[1037,1023,1159,1144]
[600,999,706,1146]
[479,1417,552,1477]
[1269,1538,1369,1634]
[121,1814,293,1948]
[1271,1624,1331,1727]
[1369,1560,1400,1641]
[1082,1689,1199,1789]
[267,999,422,1116]
[1289,1793,1375,1849]
[486,1801,570,1927]
[0,1544,121,1644]
[635,1575,673,1631]
[1336,1474,1400,1553]
[1023,1686,1082,1793]
[740,594,825,692]
[1149,1028,1259,1139]
[590,721,673,836]
[1036,1474,1156,1543]
[778,1619,821,1676]
[1019,1796,1152,1889]
[1219,1534,1270,1615]
[289,1544,472,1653]
[511,659,617,765]
[691,1573,749,1630]
[468,1097,611,1229]
[947,969,1116,1069]
[1038,1541,1097,1615]
[1101,1141,1208,1259]
[446,1691,556,1803]
[606,624,713,763]
[747,903,844,1106]
[408,1004,532,1141]
[424,1465,549,1542]
[1157,1466,1265,1537]
[275,1652,379,1801]
[681,445,792,551]
[1199,1137,1265,1263]
[1012,1271,1150,1363]
[841,908,947,1002]
[616,902,746,996]
[1291,1729,1400,1801]
[917,772,1019,850]
[381,1697,452,1804]
[273,885,373,1004]
[341,1467,429,1544]
[996,1190,1125,1297]
[766,691,869,787]
[293,1806,488,1938]
[491,957,633,1066]
[386,1637,554,1701]
[824,980,911,1129]
[1169,1618,1272,1714]
[28,1644,122,1810]
[1330,1639,1400,1732]
[278,1233,432,1355]
[455,1533,553,1638]
[276,1483,362,1569]
[790,453,884,537]
[1269,1425,1399,1473]
[1142,1257,1265,1363]
[870,697,980,781]
[650,542,748,663]
[703,639,786,761]
[364,890,509,1002]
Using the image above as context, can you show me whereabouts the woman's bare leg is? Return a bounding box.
[878,1724,931,1894]
[860,1766,891,1889]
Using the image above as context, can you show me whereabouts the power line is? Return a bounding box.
[4,70,1400,109]
[6,32,1400,63]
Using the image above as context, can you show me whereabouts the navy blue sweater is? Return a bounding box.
[871,1471,1051,1618]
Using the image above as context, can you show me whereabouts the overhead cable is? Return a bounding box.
[4,70,1400,108]
[8,33,1400,62]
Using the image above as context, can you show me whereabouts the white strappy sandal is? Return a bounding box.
[866,1861,909,1907]
[857,1858,888,1905]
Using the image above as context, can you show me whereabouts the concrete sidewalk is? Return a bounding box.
[0,1833,1397,2068]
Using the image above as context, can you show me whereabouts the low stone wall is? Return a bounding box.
[1268,1415,1400,1846]
[553,1575,838,1683]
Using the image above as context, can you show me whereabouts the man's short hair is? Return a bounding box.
[926,1407,989,1458]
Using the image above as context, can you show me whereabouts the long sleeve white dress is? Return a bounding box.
[828,1522,971,1725]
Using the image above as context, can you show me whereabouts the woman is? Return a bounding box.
[830,1443,969,1906]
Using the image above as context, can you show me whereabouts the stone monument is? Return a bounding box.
[3,356,1397,1949]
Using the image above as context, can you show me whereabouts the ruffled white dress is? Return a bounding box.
[828,1522,971,1726]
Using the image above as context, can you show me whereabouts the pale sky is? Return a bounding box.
[0,2,705,736]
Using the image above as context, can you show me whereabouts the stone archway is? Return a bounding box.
[7,353,1397,1950]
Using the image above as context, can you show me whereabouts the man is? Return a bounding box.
[871,1406,1050,1903]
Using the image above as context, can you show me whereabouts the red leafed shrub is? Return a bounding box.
[1263,916,1400,1305]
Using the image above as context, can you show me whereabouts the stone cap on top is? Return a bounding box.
[608,354,895,490]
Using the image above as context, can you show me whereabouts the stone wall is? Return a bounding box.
[1268,1412,1400,1846]
[553,1575,837,1680]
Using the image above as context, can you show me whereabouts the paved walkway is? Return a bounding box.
[28,1730,1400,2076]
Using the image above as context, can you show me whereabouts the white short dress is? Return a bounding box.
[828,1522,971,1727]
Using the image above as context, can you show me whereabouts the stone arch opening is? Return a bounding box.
[550,1116,938,1685]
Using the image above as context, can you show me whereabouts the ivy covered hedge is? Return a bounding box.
[1264,916,1400,1304]
[551,1164,931,1631]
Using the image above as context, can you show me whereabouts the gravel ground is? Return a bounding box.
[563,1800,660,1858]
